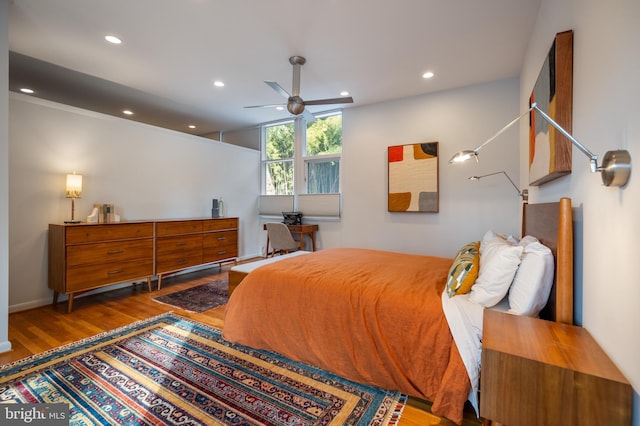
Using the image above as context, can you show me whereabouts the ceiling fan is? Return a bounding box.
[245,56,354,120]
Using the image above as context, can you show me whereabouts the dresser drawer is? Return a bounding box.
[203,243,237,263]
[203,230,237,249]
[67,239,153,267]
[66,223,153,244]
[66,258,153,292]
[156,220,203,236]
[156,234,202,255]
[156,252,203,273]
[203,218,238,231]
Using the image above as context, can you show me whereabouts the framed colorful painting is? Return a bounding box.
[529,30,573,186]
[388,142,439,212]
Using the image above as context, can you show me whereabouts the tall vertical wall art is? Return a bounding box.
[529,30,573,185]
[388,142,439,212]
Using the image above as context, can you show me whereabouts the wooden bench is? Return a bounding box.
[228,251,311,296]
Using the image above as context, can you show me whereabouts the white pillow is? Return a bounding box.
[508,238,554,317]
[469,235,523,307]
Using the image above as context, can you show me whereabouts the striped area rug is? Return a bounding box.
[0,313,406,425]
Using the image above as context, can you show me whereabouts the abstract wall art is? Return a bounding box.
[388,142,439,212]
[529,30,573,185]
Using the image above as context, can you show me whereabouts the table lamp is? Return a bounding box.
[65,173,83,223]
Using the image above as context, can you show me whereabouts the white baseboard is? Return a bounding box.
[0,340,12,354]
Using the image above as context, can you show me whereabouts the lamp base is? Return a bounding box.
[64,220,82,224]
[601,150,631,187]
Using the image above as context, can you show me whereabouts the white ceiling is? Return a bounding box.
[8,0,541,136]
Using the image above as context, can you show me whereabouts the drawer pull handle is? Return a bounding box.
[107,249,124,255]
[217,237,226,241]
[107,269,124,275]
[176,259,187,264]
[217,251,227,255]
[176,242,187,246]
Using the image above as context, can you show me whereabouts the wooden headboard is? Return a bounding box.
[522,197,573,324]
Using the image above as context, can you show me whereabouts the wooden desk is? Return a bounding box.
[264,223,319,252]
[481,310,632,426]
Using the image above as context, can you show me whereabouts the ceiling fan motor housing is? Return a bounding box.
[287,96,306,115]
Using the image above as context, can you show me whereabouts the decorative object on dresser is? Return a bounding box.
[48,217,238,312]
[48,221,154,313]
[64,173,82,223]
[211,197,224,218]
[481,310,632,426]
[155,217,238,290]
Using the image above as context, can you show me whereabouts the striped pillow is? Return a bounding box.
[446,241,480,297]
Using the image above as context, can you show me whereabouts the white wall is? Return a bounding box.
[0,0,11,352]
[8,94,261,312]
[522,0,640,422]
[312,78,522,258]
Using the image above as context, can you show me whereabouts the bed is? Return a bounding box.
[223,198,573,424]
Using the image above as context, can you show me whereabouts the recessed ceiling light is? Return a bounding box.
[105,35,122,44]
[213,81,225,87]
[20,88,35,94]
[122,110,133,115]
[188,125,196,129]
[340,91,350,97]
[276,106,284,111]
[422,71,435,79]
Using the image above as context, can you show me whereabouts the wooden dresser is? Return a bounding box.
[48,222,154,313]
[155,218,238,289]
[480,310,632,426]
[49,217,239,311]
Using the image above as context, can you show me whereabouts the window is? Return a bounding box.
[262,111,342,196]
[263,121,294,195]
[304,113,342,194]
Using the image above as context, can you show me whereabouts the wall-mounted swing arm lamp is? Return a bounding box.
[468,171,529,201]
[449,102,632,187]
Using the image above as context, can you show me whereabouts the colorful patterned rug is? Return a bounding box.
[0,313,406,425]
[153,279,229,312]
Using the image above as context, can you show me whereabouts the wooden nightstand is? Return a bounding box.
[480,310,632,426]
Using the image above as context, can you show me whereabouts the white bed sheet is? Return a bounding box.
[441,292,511,417]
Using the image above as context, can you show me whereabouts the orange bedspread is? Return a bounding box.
[223,248,471,424]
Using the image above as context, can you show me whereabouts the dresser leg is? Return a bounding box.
[146,277,152,292]
[67,294,74,313]
[157,275,163,291]
[52,291,59,306]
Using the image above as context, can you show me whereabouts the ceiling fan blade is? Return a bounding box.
[304,96,354,106]
[244,103,286,109]
[302,108,316,123]
[265,81,291,99]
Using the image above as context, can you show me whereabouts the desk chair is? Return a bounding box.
[265,222,298,257]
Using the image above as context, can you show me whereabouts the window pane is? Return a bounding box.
[266,122,294,160]
[306,114,342,156]
[307,160,339,194]
[265,160,294,195]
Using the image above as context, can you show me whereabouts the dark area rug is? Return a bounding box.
[153,279,228,312]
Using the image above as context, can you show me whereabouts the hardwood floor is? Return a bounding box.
[1,265,482,426]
